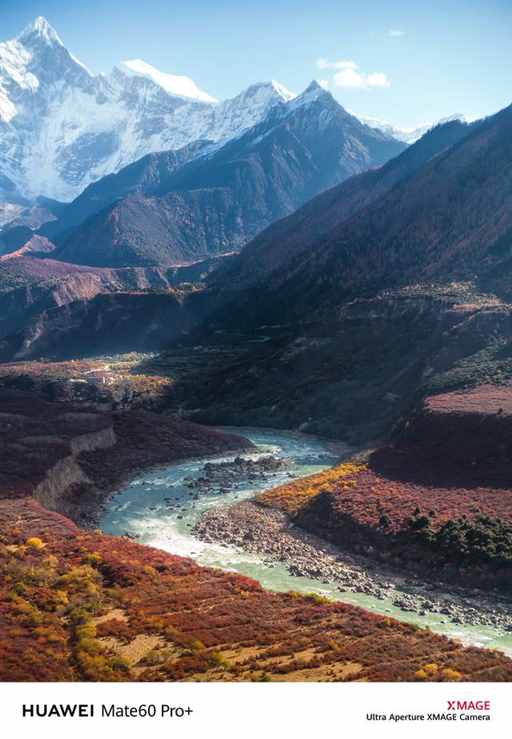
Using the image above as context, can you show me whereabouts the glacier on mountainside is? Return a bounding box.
[0,17,296,202]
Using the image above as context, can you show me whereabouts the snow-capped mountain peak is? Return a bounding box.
[354,112,476,144]
[269,79,296,101]
[235,80,295,103]
[0,17,400,208]
[291,79,329,103]
[0,17,306,202]
[119,59,217,103]
[18,16,64,48]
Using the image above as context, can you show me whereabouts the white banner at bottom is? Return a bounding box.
[0,681,507,738]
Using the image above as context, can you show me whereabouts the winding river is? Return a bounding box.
[99,427,512,656]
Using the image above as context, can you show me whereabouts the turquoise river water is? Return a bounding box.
[99,427,512,656]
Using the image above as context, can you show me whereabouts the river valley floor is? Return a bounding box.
[99,427,512,656]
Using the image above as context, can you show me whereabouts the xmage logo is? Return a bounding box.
[447,701,491,711]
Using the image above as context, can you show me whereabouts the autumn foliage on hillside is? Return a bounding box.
[1,498,511,683]
[260,387,512,593]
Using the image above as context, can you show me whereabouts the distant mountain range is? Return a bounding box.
[0,15,404,215]
[39,81,404,267]
[0,16,298,205]
[357,113,475,144]
[0,15,475,251]
[1,13,510,450]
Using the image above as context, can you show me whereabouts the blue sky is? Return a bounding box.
[1,0,511,128]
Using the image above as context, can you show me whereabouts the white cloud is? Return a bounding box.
[388,29,405,37]
[365,72,391,88]
[333,66,367,88]
[316,58,391,89]
[318,79,329,89]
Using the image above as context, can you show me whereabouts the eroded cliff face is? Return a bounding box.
[34,424,117,513]
[0,390,115,516]
[0,388,252,524]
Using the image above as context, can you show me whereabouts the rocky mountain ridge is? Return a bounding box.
[41,81,404,267]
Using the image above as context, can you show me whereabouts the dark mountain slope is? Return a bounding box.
[41,140,212,240]
[210,118,475,291]
[52,83,405,268]
[203,102,512,331]
[0,196,66,238]
[52,188,245,267]
[0,289,205,361]
[258,103,512,320]
[164,82,404,200]
[153,103,512,440]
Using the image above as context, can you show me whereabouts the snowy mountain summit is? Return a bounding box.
[18,15,64,45]
[118,59,218,103]
[0,17,296,201]
[356,112,474,144]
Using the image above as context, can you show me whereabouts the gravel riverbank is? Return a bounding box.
[194,498,512,632]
